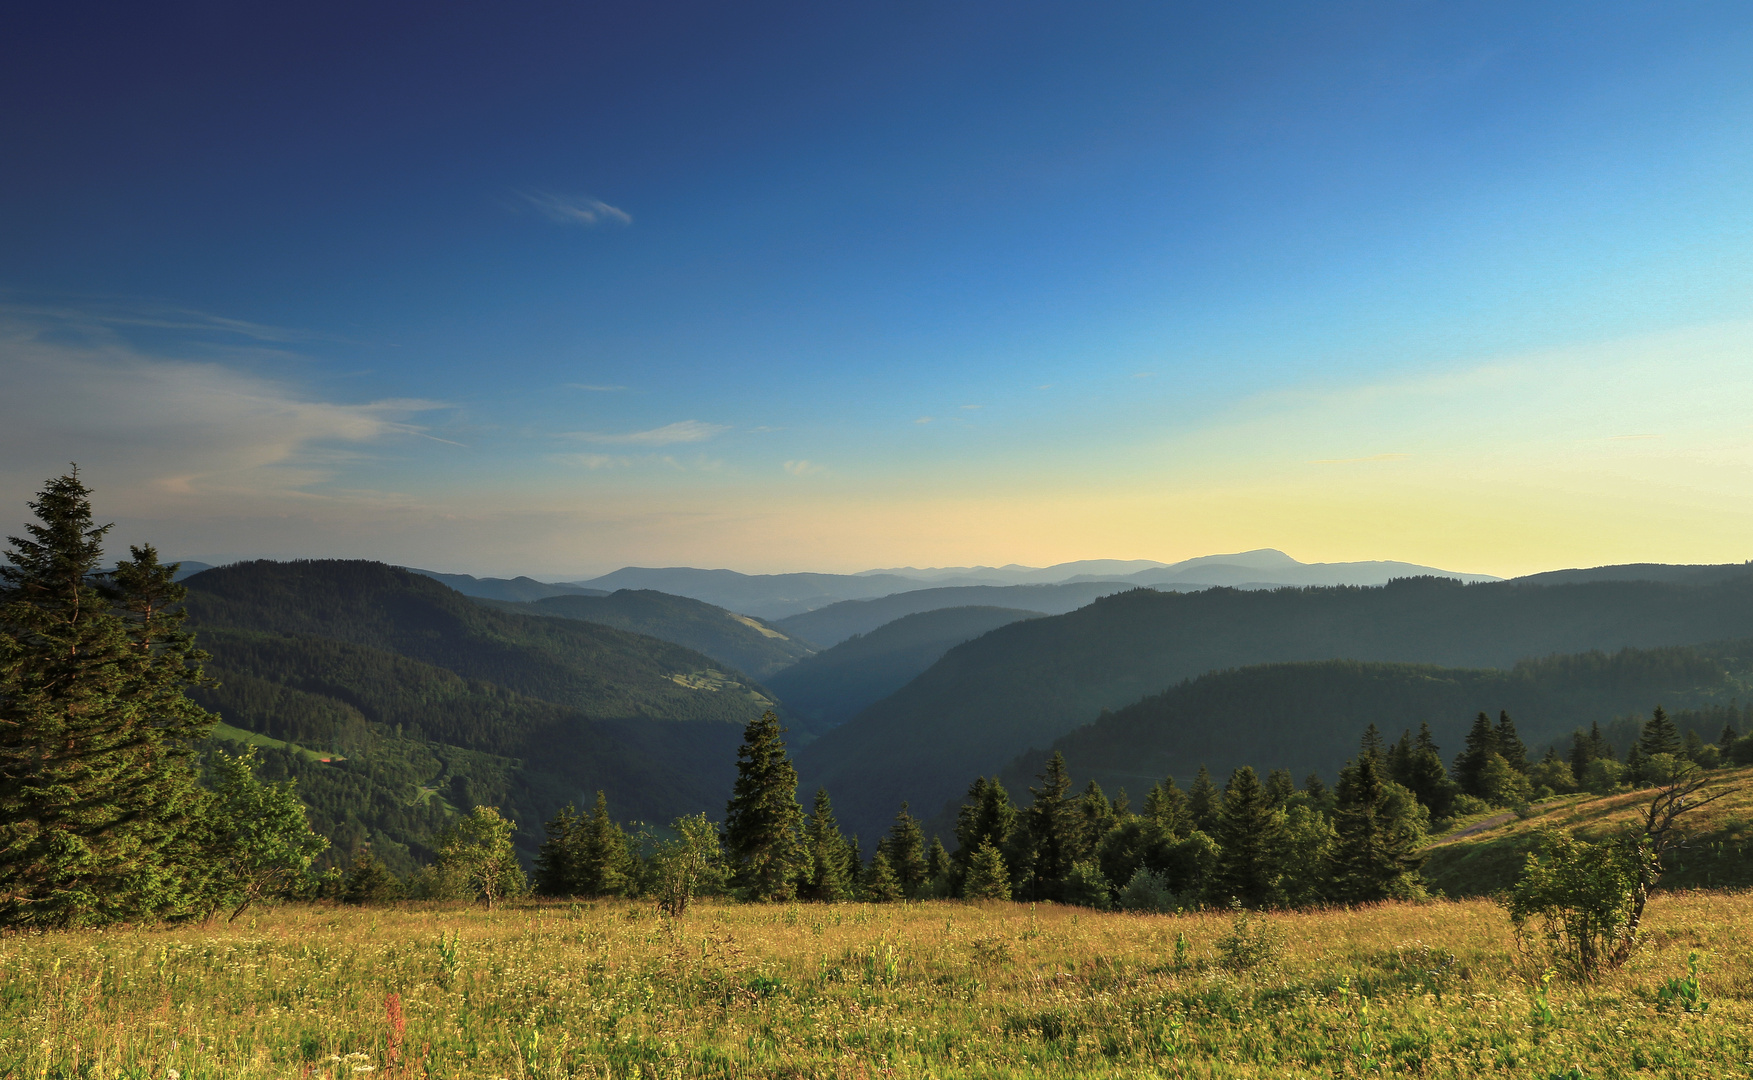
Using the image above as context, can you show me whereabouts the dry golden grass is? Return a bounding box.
[7,889,1753,1079]
[1425,766,1753,896]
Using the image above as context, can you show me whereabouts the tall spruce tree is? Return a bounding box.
[1330,753,1425,903]
[1494,711,1529,773]
[533,804,582,896]
[1022,752,1076,900]
[576,791,635,896]
[0,473,216,927]
[952,777,1017,882]
[1453,712,1500,798]
[1263,768,1296,809]
[880,803,929,899]
[1187,764,1221,834]
[802,787,855,902]
[1639,706,1682,758]
[1143,776,1193,837]
[1404,722,1454,818]
[1212,766,1285,908]
[723,711,805,901]
[1075,779,1116,858]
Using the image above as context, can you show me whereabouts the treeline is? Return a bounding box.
[489,702,1751,915]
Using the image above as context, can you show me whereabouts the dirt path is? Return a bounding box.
[1429,810,1516,847]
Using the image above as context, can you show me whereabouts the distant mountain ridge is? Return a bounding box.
[797,572,1753,842]
[408,568,608,603]
[773,581,1136,646]
[571,549,1498,619]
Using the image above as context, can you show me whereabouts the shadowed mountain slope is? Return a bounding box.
[765,606,1044,729]
[478,589,814,680]
[773,582,1129,647]
[797,573,1753,841]
[988,645,1748,824]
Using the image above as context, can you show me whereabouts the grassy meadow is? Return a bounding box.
[9,889,1753,1079]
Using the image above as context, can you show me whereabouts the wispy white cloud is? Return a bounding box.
[783,460,826,476]
[562,420,729,446]
[915,416,934,424]
[555,453,625,470]
[0,314,448,506]
[518,190,632,227]
[568,383,628,392]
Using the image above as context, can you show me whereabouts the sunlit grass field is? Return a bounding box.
[8,890,1752,1079]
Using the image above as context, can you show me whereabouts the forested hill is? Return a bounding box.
[797,573,1753,842]
[185,560,777,723]
[765,606,1043,729]
[480,589,814,680]
[773,581,1130,646]
[986,645,1748,826]
[181,560,774,872]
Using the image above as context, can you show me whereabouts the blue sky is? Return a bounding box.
[3,2,1752,575]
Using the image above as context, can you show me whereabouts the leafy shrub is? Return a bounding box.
[1581,758,1627,794]
[1507,829,1653,978]
[1118,867,1176,913]
[1059,861,1114,910]
[1653,952,1708,1013]
[1216,904,1284,972]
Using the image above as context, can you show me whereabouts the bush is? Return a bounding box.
[1507,829,1653,978]
[1447,794,1493,818]
[1528,757,1576,795]
[1118,868,1176,913]
[1639,752,1689,786]
[1581,758,1627,795]
[1059,861,1114,911]
[1216,904,1284,972]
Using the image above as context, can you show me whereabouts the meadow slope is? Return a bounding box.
[12,892,1753,1078]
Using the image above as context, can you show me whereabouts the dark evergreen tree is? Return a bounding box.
[1359,723,1387,763]
[802,787,855,902]
[1683,728,1705,762]
[1494,711,1529,773]
[951,776,1017,893]
[1075,779,1116,859]
[0,473,216,927]
[722,711,804,902]
[341,846,403,905]
[533,804,581,896]
[575,791,634,896]
[1387,729,1415,788]
[1022,752,1077,900]
[1403,722,1454,818]
[864,848,903,902]
[1302,772,1331,811]
[1187,764,1221,834]
[1212,766,1285,908]
[963,840,1011,900]
[879,803,929,898]
[1330,753,1424,903]
[1639,706,1682,758]
[1719,722,1739,761]
[1143,777,1193,837]
[1453,712,1500,798]
[925,838,953,897]
[1263,768,1296,809]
